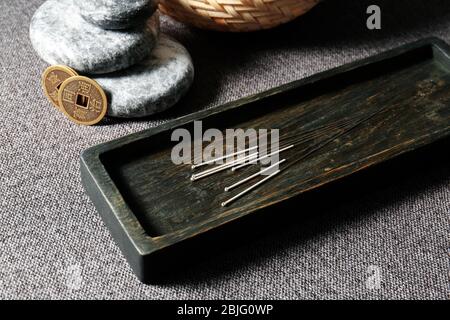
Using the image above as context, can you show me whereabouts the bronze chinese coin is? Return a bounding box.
[41,65,78,109]
[57,76,108,126]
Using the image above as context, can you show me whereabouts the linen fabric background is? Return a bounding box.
[0,0,449,299]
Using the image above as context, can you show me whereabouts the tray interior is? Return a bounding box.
[100,44,450,238]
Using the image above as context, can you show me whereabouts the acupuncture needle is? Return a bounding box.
[193,119,350,178]
[191,152,259,181]
[190,130,275,168]
[231,145,294,171]
[221,128,356,207]
[282,105,393,172]
[193,152,258,177]
[191,145,258,170]
[222,109,388,206]
[225,159,286,191]
[221,170,281,207]
[190,126,302,170]
[230,121,352,172]
[191,117,349,171]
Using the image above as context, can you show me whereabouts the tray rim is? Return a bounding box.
[81,37,450,257]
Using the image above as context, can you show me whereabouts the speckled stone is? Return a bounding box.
[93,35,194,118]
[79,0,157,30]
[29,0,159,74]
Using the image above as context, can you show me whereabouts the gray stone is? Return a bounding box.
[29,0,159,74]
[79,0,157,30]
[93,35,195,118]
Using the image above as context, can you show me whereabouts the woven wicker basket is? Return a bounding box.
[159,0,321,32]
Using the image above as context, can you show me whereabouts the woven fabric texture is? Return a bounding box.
[0,0,449,299]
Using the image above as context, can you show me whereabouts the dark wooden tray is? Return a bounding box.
[81,38,450,283]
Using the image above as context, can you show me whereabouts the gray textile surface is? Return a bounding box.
[0,0,449,299]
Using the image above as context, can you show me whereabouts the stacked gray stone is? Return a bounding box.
[30,0,194,118]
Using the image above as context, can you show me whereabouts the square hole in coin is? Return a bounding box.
[76,94,89,109]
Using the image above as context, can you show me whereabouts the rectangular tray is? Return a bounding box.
[81,38,450,283]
